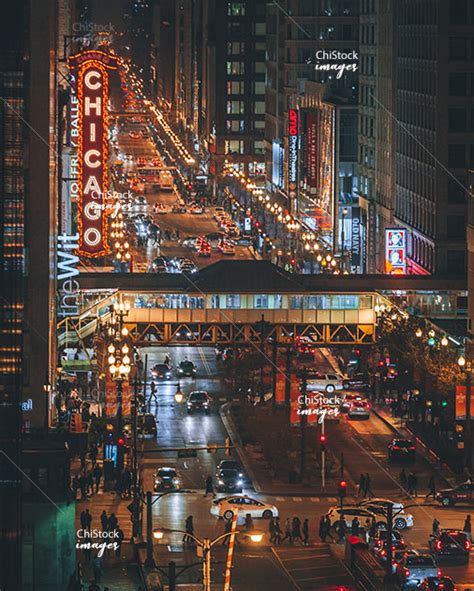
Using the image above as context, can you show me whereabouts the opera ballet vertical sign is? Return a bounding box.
[68,50,118,257]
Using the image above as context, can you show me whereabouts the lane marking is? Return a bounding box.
[270,547,302,591]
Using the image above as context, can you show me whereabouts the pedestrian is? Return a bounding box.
[92,555,103,584]
[292,516,302,544]
[87,581,100,591]
[336,519,346,543]
[432,518,440,536]
[319,515,327,542]
[93,464,103,494]
[72,475,80,500]
[79,473,87,499]
[222,517,232,545]
[83,545,92,564]
[80,509,92,532]
[399,468,407,489]
[406,472,415,496]
[204,475,214,497]
[463,515,472,540]
[426,475,436,500]
[122,469,132,498]
[358,473,366,497]
[86,471,94,496]
[324,515,334,542]
[108,512,118,531]
[273,517,282,545]
[245,513,254,532]
[269,517,276,544]
[89,443,98,466]
[100,510,108,532]
[115,527,124,558]
[302,518,310,546]
[281,517,293,544]
[364,473,373,498]
[351,517,360,536]
[183,515,194,544]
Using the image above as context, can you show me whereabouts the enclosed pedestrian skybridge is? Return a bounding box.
[58,261,466,347]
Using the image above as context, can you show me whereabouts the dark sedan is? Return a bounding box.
[215,469,244,493]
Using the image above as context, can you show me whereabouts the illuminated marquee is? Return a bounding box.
[385,228,407,274]
[68,50,118,257]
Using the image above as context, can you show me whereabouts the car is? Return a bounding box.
[178,360,197,377]
[149,256,170,273]
[218,240,235,255]
[210,495,278,520]
[429,530,471,564]
[435,481,474,507]
[137,413,157,436]
[172,203,187,213]
[181,236,198,248]
[348,399,371,419]
[217,460,246,480]
[214,207,225,219]
[340,393,364,413]
[215,469,244,493]
[388,438,416,461]
[186,390,212,414]
[152,202,167,214]
[343,373,369,390]
[396,554,441,589]
[306,373,344,393]
[197,241,212,257]
[374,538,408,572]
[189,203,204,214]
[358,499,414,529]
[153,467,181,491]
[226,224,240,237]
[327,507,377,530]
[151,363,172,380]
[205,232,226,247]
[417,576,457,590]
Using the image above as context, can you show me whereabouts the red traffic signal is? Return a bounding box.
[378,360,385,367]
[117,437,125,446]
[319,434,327,444]
[338,480,347,497]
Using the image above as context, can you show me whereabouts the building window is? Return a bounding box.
[249,161,265,175]
[226,295,241,308]
[228,2,245,16]
[254,101,265,114]
[447,250,466,274]
[449,37,468,60]
[225,140,244,154]
[449,73,467,96]
[226,119,244,132]
[253,81,266,95]
[227,81,244,94]
[447,215,466,239]
[449,108,466,132]
[450,0,468,24]
[226,100,244,114]
[227,41,244,55]
[254,140,265,154]
[448,178,467,203]
[226,61,244,75]
[254,23,266,35]
[254,295,269,308]
[448,144,466,167]
[255,41,266,52]
[255,62,265,74]
[253,119,265,130]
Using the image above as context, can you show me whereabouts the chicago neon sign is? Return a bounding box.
[68,50,118,257]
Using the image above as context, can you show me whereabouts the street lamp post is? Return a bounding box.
[458,354,472,469]
[340,206,349,258]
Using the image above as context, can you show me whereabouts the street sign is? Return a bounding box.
[177,449,198,458]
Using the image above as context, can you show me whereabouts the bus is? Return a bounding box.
[159,170,174,191]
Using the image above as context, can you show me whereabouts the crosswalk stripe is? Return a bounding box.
[292,497,302,502]
[310,497,320,502]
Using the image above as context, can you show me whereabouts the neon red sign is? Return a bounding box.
[68,50,118,257]
[289,108,298,136]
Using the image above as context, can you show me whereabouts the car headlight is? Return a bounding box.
[172,478,180,485]
[203,401,209,407]
[218,480,224,485]
[237,480,243,486]
[238,472,243,478]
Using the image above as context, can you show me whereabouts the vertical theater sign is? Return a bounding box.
[68,50,118,257]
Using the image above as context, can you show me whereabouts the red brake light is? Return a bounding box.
[408,446,415,451]
[435,540,442,550]
[380,549,386,556]
[366,402,371,408]
[404,569,410,577]
[465,539,471,550]
[437,569,442,577]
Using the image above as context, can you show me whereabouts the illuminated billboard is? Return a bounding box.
[385,228,407,274]
[68,50,118,257]
[288,108,298,205]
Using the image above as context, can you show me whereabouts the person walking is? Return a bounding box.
[80,509,92,532]
[273,517,282,545]
[302,518,310,546]
[115,527,124,558]
[281,517,293,544]
[324,515,335,542]
[463,515,472,540]
[78,473,87,499]
[108,512,118,531]
[183,515,194,544]
[245,513,254,532]
[86,471,94,496]
[204,475,214,498]
[269,517,276,544]
[364,473,373,498]
[399,468,407,489]
[432,518,440,536]
[426,475,436,500]
[100,510,108,532]
[351,517,360,536]
[319,515,327,542]
[358,473,366,497]
[292,516,302,545]
[336,519,346,544]
[93,464,103,494]
[72,475,80,500]
[92,555,103,584]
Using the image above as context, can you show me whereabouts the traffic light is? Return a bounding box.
[338,480,347,498]
[117,437,125,446]
[441,399,448,408]
[319,434,327,452]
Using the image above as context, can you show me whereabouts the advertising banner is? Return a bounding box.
[105,373,117,417]
[351,207,361,269]
[455,385,474,420]
[385,228,407,274]
[275,371,286,404]
[305,112,318,193]
[288,109,298,204]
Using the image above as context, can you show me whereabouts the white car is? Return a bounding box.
[327,506,377,529]
[306,373,344,393]
[214,207,225,219]
[210,495,278,520]
[348,399,371,419]
[358,499,414,529]
[218,240,235,255]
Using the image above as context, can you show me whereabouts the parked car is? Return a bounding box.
[429,530,471,564]
[388,438,416,461]
[215,469,244,493]
[210,495,278,520]
[186,390,212,414]
[177,360,197,377]
[306,373,344,394]
[153,467,181,491]
[396,554,440,590]
[343,373,369,390]
[151,363,172,380]
[347,399,371,420]
[436,481,474,507]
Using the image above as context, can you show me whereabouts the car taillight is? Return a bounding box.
[408,446,415,451]
[404,569,410,577]
[435,540,442,550]
[437,569,442,577]
[380,550,386,556]
[465,539,471,550]
[366,403,371,408]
